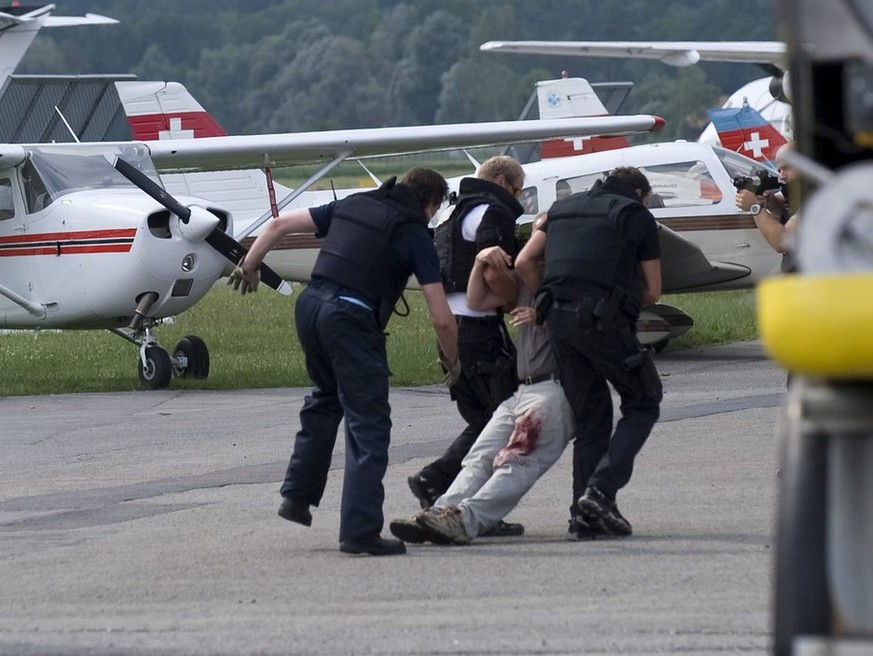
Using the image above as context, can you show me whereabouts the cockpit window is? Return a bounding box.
[21,160,50,213]
[556,172,608,198]
[0,178,14,220]
[638,160,723,207]
[518,186,538,214]
[713,145,776,182]
[22,144,160,213]
[557,162,724,209]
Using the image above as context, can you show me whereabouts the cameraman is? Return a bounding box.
[735,142,800,268]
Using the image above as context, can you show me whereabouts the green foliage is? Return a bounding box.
[21,1,780,136]
[0,285,758,397]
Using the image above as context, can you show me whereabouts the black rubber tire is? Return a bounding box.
[137,345,173,389]
[172,335,210,379]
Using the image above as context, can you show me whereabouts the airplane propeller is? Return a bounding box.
[107,154,292,295]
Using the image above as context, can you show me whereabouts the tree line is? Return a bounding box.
[20,0,780,140]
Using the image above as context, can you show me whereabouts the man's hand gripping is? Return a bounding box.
[227,259,261,295]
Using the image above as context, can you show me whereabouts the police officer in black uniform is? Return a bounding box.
[516,166,662,538]
[231,168,459,557]
[406,156,523,526]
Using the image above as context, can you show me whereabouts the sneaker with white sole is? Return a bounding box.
[388,517,452,545]
[415,506,471,545]
[577,487,633,536]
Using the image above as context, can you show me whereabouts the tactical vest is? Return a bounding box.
[434,192,498,293]
[311,187,425,328]
[541,192,638,300]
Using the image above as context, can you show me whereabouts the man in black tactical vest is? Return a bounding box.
[230,168,459,557]
[516,166,663,538]
[406,156,523,535]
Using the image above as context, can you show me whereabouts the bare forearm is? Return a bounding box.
[640,259,661,305]
[515,229,546,292]
[421,283,458,363]
[466,260,489,309]
[433,321,458,364]
[516,258,541,292]
[485,267,518,302]
[242,209,316,274]
[754,209,788,253]
[243,222,284,272]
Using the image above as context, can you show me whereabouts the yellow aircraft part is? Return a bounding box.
[758,273,873,377]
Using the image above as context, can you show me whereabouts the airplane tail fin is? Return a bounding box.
[536,76,630,158]
[0,5,118,91]
[707,102,787,164]
[115,81,227,141]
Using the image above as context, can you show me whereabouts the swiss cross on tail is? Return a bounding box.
[707,103,787,164]
[536,77,630,158]
[118,81,228,141]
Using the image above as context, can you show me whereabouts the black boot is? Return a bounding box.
[278,497,312,527]
[340,535,407,556]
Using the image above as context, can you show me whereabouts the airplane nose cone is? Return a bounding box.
[177,205,219,242]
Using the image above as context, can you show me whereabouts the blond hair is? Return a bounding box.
[477,155,524,189]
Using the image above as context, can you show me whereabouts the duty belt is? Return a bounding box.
[519,373,560,386]
[455,315,501,327]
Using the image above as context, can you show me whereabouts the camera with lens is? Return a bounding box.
[732,168,782,195]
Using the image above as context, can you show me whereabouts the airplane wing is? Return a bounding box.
[657,223,751,293]
[0,5,117,28]
[480,40,786,68]
[43,14,119,27]
[0,145,26,169]
[144,115,665,173]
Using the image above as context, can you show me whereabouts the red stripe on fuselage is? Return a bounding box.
[0,244,133,257]
[0,228,137,245]
[127,112,228,141]
[0,228,136,257]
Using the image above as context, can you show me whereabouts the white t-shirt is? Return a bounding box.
[446,204,496,317]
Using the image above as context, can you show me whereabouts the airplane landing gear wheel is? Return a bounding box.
[138,345,173,389]
[172,335,210,378]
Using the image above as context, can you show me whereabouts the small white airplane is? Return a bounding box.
[0,107,664,387]
[477,137,783,347]
[479,39,794,147]
[0,141,289,388]
[116,76,782,349]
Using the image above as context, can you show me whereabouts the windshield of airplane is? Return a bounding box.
[639,161,723,207]
[713,145,776,181]
[557,160,724,209]
[22,144,160,213]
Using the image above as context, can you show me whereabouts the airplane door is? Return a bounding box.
[0,172,31,326]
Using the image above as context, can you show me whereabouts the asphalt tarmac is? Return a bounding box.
[0,340,786,656]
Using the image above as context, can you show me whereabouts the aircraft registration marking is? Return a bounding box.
[0,228,137,257]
